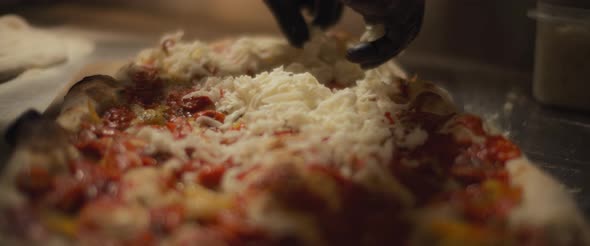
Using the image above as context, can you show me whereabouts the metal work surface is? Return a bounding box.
[401,56,590,218]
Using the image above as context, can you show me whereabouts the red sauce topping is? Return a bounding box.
[102,106,136,130]
[101,139,144,172]
[198,110,226,123]
[326,80,347,90]
[166,117,193,139]
[198,165,227,190]
[164,164,197,191]
[16,166,54,199]
[166,90,214,117]
[125,231,156,246]
[483,136,522,164]
[125,68,164,107]
[385,112,395,125]
[40,160,124,213]
[392,112,522,208]
[76,139,108,161]
[44,174,88,213]
[181,96,214,115]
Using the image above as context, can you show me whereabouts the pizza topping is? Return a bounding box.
[40,212,78,237]
[452,179,521,222]
[75,138,108,161]
[44,174,89,213]
[197,110,226,123]
[180,96,214,114]
[3,32,575,246]
[197,165,227,190]
[39,159,123,214]
[166,117,193,139]
[135,31,367,86]
[102,106,136,130]
[54,63,531,244]
[385,112,395,125]
[453,114,485,134]
[16,166,54,199]
[422,219,505,246]
[78,197,150,240]
[394,125,428,149]
[120,167,175,208]
[149,203,186,234]
[166,88,216,118]
[124,67,165,107]
[133,106,167,125]
[101,139,144,171]
[182,184,231,220]
[482,136,522,164]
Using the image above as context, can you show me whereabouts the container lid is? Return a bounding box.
[539,0,590,9]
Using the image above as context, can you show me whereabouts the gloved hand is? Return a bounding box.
[263,0,425,69]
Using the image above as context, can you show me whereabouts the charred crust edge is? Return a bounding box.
[45,75,121,118]
[4,109,43,147]
[65,74,119,95]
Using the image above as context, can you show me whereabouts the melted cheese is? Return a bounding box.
[134,30,364,86]
[124,32,428,240]
[121,167,181,208]
[130,67,404,188]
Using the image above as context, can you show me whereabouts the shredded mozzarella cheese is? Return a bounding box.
[121,32,442,239]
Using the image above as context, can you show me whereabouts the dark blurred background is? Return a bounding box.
[1,0,537,73]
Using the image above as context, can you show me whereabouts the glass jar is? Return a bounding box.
[529,1,590,111]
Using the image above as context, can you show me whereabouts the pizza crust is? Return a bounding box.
[508,158,590,244]
[56,75,122,131]
[43,60,127,118]
[1,110,78,208]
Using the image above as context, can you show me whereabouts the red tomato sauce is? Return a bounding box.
[122,67,165,107]
[102,106,136,130]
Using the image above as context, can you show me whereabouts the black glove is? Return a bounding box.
[344,0,424,69]
[263,0,344,48]
[264,0,424,69]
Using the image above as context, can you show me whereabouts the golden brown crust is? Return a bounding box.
[44,60,127,119]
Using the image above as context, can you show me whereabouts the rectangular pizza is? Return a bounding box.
[1,31,588,246]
